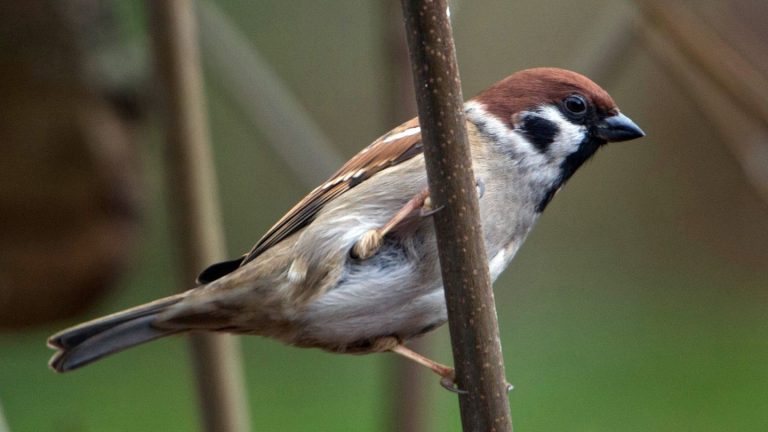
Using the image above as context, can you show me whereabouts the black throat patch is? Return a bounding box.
[535,136,604,212]
[519,114,559,152]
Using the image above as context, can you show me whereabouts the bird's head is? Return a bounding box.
[469,67,645,211]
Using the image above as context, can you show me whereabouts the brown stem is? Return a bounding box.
[400,1,513,430]
[147,1,251,431]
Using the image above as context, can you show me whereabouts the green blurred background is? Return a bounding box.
[1,1,767,431]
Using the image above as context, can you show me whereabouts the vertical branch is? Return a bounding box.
[147,1,251,432]
[400,1,513,431]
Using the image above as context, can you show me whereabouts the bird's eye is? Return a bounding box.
[563,95,587,116]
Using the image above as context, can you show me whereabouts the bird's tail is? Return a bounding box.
[47,294,185,373]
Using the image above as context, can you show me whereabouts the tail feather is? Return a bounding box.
[48,295,185,372]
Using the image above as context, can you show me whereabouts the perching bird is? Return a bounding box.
[48,68,644,388]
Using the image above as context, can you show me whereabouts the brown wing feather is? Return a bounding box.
[240,117,423,266]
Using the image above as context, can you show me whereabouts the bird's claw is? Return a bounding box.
[440,376,468,394]
[419,204,444,217]
[439,376,514,395]
[419,178,482,219]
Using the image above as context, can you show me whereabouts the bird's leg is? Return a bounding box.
[351,178,483,259]
[390,344,467,394]
[351,188,431,260]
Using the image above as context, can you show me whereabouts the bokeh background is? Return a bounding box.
[1,1,767,431]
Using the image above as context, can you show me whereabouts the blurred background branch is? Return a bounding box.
[147,1,250,431]
[196,0,343,185]
[636,1,768,129]
[636,0,768,203]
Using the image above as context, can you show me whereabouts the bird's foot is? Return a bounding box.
[350,229,383,260]
[389,343,514,394]
[418,179,482,218]
[439,372,513,394]
[351,188,431,259]
[419,196,444,217]
[439,372,468,394]
[390,344,464,393]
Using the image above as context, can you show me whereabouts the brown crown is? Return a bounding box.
[473,68,617,122]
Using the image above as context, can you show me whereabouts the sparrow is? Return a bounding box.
[48,68,644,388]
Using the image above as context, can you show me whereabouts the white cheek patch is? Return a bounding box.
[465,101,530,152]
[465,100,590,193]
[466,102,557,182]
[535,106,587,160]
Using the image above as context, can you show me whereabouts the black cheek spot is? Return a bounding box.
[520,115,559,152]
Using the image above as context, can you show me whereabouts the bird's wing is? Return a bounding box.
[197,117,423,283]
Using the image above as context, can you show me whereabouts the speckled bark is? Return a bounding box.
[400,1,513,431]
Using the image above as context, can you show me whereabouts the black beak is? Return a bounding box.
[595,113,645,143]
